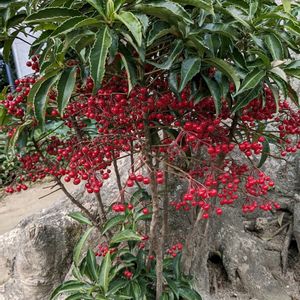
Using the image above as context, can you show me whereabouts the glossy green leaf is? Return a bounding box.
[8,119,33,151]
[65,293,94,300]
[57,67,77,115]
[86,249,98,281]
[74,227,94,266]
[203,75,221,116]
[283,60,300,79]
[25,7,80,23]
[86,0,105,16]
[135,13,149,35]
[108,279,129,295]
[282,0,291,13]
[150,40,183,70]
[50,280,88,300]
[147,20,172,46]
[111,229,141,244]
[119,45,138,93]
[116,11,142,47]
[3,34,16,63]
[232,85,262,113]
[287,83,300,106]
[99,252,111,293]
[234,69,266,96]
[33,76,59,125]
[101,215,126,235]
[204,58,240,91]
[178,288,202,300]
[89,25,112,92]
[50,16,86,37]
[257,138,270,168]
[68,211,93,226]
[264,34,284,61]
[135,1,193,24]
[179,58,201,92]
[172,0,213,14]
[270,67,287,82]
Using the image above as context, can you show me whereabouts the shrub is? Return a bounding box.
[0,0,299,299]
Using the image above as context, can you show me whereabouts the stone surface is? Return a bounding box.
[0,190,87,300]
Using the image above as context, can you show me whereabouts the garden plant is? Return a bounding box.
[0,0,300,299]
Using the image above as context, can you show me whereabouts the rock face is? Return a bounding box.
[0,192,85,300]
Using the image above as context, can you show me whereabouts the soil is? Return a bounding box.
[0,181,76,235]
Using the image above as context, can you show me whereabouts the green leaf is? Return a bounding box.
[179,58,201,92]
[25,7,80,23]
[232,85,262,113]
[119,45,138,93]
[283,60,300,79]
[178,288,202,300]
[147,20,172,46]
[131,281,142,300]
[86,249,98,282]
[116,11,142,47]
[108,279,129,295]
[287,83,300,106]
[110,229,141,244]
[135,13,149,35]
[270,67,287,82]
[65,293,94,300]
[69,211,93,226]
[57,67,77,116]
[74,227,94,266]
[234,69,266,96]
[50,280,88,300]
[171,0,213,14]
[135,1,193,25]
[264,34,284,61]
[3,34,17,63]
[99,252,111,293]
[8,119,33,151]
[33,75,59,125]
[50,16,86,37]
[27,70,59,105]
[282,0,291,13]
[150,40,183,70]
[89,25,112,93]
[225,6,251,29]
[173,252,181,280]
[257,138,270,168]
[86,0,105,17]
[101,215,126,235]
[204,58,240,91]
[202,75,222,116]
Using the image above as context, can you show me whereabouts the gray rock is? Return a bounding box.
[0,195,85,300]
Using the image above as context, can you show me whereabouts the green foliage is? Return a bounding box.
[1,0,299,127]
[53,197,201,300]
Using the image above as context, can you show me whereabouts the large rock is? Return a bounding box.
[0,190,87,300]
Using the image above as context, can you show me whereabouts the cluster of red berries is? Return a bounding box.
[25,55,40,72]
[166,243,183,258]
[112,203,134,212]
[95,244,117,257]
[123,269,133,279]
[1,61,299,223]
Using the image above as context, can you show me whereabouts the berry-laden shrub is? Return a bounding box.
[0,0,300,299]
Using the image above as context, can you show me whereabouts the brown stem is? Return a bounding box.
[144,123,162,300]
[94,191,107,224]
[55,178,99,227]
[112,152,125,203]
[130,140,135,173]
[32,138,99,228]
